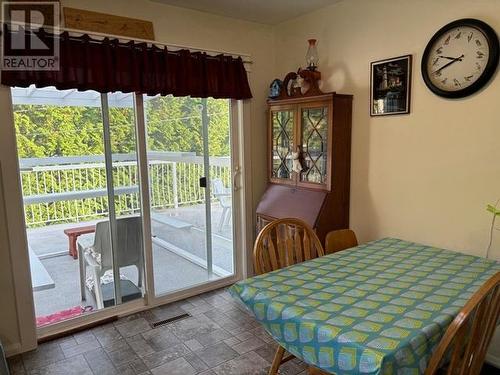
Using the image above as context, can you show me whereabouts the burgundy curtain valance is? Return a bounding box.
[1,27,252,99]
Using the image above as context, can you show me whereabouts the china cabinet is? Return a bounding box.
[256,93,353,244]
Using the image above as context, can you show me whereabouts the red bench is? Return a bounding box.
[63,225,96,259]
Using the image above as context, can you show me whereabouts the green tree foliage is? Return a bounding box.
[14,96,230,158]
[14,106,104,157]
[13,95,231,227]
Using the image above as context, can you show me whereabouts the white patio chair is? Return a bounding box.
[211,178,232,232]
[78,216,143,309]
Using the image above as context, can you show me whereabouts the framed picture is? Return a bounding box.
[370,55,412,116]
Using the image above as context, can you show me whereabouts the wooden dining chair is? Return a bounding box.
[253,218,325,375]
[425,271,500,375]
[324,229,358,254]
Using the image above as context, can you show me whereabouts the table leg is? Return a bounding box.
[269,346,285,375]
[69,235,78,259]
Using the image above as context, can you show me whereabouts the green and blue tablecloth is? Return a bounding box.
[229,238,500,374]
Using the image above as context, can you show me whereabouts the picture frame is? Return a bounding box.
[370,55,412,116]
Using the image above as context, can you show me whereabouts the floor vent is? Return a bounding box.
[150,313,191,328]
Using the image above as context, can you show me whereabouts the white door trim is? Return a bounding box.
[0,86,37,355]
[238,99,254,278]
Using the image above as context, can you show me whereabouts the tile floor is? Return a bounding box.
[7,288,308,375]
[8,287,499,375]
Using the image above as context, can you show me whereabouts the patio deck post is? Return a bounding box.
[172,162,179,209]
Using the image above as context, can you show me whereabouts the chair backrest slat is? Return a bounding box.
[253,218,324,275]
[294,228,303,263]
[275,227,286,267]
[286,226,295,265]
[303,231,312,261]
[425,272,500,375]
[446,327,466,375]
[470,288,500,374]
[267,237,279,271]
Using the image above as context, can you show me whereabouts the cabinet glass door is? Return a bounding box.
[300,105,329,185]
[270,109,294,182]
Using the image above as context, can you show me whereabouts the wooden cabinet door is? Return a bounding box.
[297,100,332,190]
[269,106,297,185]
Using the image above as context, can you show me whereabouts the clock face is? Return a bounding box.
[425,26,489,91]
[422,19,499,98]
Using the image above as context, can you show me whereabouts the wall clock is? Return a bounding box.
[421,18,499,98]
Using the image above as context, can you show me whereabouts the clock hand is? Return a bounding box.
[438,55,464,61]
[433,54,465,74]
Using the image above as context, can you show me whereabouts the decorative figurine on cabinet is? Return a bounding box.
[268,79,283,99]
[291,146,306,174]
[280,68,322,99]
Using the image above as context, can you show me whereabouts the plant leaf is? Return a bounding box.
[487,204,500,215]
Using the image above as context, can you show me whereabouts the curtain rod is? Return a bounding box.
[3,21,253,64]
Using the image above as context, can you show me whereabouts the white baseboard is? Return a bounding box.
[5,342,22,357]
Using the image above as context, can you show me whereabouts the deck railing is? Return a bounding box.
[19,152,231,227]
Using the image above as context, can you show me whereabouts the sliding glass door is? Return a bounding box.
[10,86,240,331]
[143,95,235,296]
[11,86,144,327]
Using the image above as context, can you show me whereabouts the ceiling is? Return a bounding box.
[151,0,340,25]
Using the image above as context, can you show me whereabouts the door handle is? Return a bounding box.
[199,177,207,188]
[233,167,241,191]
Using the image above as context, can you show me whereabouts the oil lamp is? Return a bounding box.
[305,39,319,71]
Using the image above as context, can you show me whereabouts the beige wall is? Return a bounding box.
[0,0,273,354]
[274,0,500,259]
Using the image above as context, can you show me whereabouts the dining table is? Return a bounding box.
[229,238,500,374]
